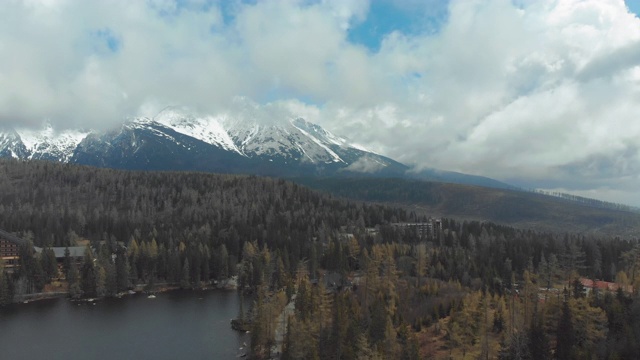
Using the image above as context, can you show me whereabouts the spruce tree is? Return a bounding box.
[556,297,574,360]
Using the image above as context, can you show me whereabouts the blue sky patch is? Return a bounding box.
[625,0,640,17]
[219,0,258,26]
[347,0,449,52]
[93,28,121,54]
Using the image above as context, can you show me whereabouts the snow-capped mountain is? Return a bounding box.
[0,129,29,159]
[0,107,407,177]
[151,106,390,168]
[18,124,89,162]
[0,123,89,162]
[153,107,244,155]
[0,107,519,189]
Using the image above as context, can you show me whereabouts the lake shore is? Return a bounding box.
[10,276,239,305]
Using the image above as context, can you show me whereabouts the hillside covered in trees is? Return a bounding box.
[2,159,640,359]
[0,158,408,299]
[293,177,640,238]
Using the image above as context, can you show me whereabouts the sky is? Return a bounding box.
[1,0,640,205]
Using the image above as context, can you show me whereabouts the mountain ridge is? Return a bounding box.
[1,106,498,185]
[0,103,521,193]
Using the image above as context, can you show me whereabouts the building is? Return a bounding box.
[34,246,88,273]
[579,278,633,295]
[1,228,87,273]
[50,246,86,261]
[0,229,27,272]
[391,218,442,239]
[0,238,20,270]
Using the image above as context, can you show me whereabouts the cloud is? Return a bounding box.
[0,0,382,129]
[317,0,640,204]
[343,155,388,173]
[1,0,640,204]
[578,41,640,81]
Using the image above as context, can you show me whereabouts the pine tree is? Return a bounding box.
[63,247,71,277]
[295,275,311,321]
[81,262,96,298]
[0,264,11,305]
[104,261,117,296]
[115,251,130,292]
[555,298,574,360]
[498,331,531,360]
[180,258,190,289]
[218,244,229,280]
[40,246,58,281]
[529,308,550,360]
[67,260,82,299]
[355,333,381,360]
[96,265,107,297]
[493,295,506,334]
[400,330,420,360]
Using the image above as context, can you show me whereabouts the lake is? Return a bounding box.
[0,290,250,360]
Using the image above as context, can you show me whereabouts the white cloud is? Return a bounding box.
[318,0,640,204]
[0,0,383,128]
[343,156,387,173]
[322,0,369,30]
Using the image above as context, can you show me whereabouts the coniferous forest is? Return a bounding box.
[2,159,640,359]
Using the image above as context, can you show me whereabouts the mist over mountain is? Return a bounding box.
[0,105,511,189]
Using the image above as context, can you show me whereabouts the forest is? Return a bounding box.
[292,177,640,237]
[1,158,640,359]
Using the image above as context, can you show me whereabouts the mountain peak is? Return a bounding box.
[0,129,28,159]
[152,107,243,155]
[1,123,90,162]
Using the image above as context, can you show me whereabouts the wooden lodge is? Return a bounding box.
[0,229,27,272]
[1,228,87,273]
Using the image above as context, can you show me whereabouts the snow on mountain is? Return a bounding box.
[0,106,519,190]
[226,118,358,164]
[125,117,180,145]
[153,107,244,155]
[228,120,346,164]
[149,105,372,166]
[0,122,89,162]
[291,118,378,155]
[290,119,345,163]
[0,105,403,177]
[0,129,29,159]
[16,124,89,162]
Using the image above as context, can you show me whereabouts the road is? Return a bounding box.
[270,294,296,359]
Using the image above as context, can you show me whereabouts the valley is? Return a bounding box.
[1,160,640,359]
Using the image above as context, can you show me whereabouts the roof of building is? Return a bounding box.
[580,278,633,293]
[34,246,87,259]
[54,247,87,258]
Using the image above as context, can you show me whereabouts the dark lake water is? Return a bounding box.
[0,290,250,360]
